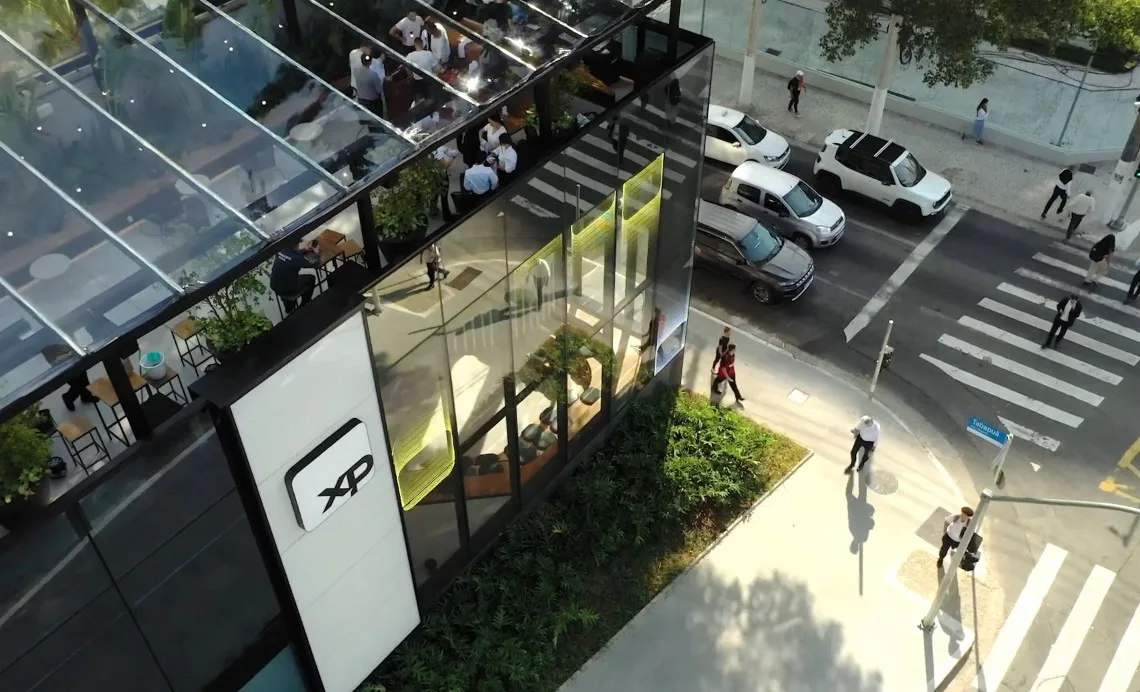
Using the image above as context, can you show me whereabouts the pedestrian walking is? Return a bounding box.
[787,70,806,117]
[712,344,745,403]
[962,98,988,144]
[1125,257,1140,303]
[665,77,682,128]
[1043,293,1083,349]
[711,327,731,372]
[1065,190,1095,240]
[531,256,551,307]
[421,242,448,289]
[937,506,975,565]
[844,415,879,474]
[608,114,629,167]
[42,345,99,411]
[1042,167,1074,219]
[1083,233,1115,287]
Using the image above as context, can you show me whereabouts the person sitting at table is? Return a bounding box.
[389,11,423,53]
[42,345,99,412]
[480,114,507,155]
[271,240,320,315]
[453,161,498,214]
[488,132,517,181]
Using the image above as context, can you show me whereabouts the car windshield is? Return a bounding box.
[784,182,824,217]
[894,153,927,187]
[733,115,768,146]
[739,223,783,263]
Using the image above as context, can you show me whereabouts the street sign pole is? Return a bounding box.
[992,438,1012,489]
[921,489,993,631]
[868,319,894,403]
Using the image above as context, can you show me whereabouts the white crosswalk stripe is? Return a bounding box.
[918,240,1140,454]
[977,298,1139,365]
[971,545,1140,692]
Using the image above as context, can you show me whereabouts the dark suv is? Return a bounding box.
[694,201,814,304]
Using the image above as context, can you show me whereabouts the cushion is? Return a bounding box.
[460,455,475,471]
[536,430,557,450]
[519,444,539,464]
[521,423,542,443]
[476,453,501,474]
[580,387,601,405]
[539,406,556,425]
[567,387,582,404]
[550,417,559,434]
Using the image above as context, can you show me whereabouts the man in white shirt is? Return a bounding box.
[389,11,423,52]
[463,162,498,195]
[937,506,975,564]
[352,54,386,116]
[845,415,880,474]
[406,37,440,99]
[422,18,451,66]
[348,43,370,96]
[488,133,517,176]
[1042,166,1074,219]
[1065,190,1095,240]
[531,257,551,307]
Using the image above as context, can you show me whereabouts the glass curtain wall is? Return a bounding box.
[0,409,283,691]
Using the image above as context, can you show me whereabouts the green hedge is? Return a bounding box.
[364,388,806,692]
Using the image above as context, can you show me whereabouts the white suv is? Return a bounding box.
[813,129,952,221]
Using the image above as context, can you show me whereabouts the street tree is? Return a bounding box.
[819,0,1140,135]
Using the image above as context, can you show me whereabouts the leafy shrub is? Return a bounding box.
[364,388,805,692]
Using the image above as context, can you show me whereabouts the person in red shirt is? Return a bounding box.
[713,344,745,403]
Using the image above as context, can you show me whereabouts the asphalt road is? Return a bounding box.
[694,143,1140,691]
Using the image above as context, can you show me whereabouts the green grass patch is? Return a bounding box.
[364,388,807,692]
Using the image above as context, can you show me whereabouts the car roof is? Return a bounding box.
[729,161,799,195]
[708,105,745,129]
[697,200,760,241]
[832,129,908,165]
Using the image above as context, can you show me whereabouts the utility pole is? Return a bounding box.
[867,319,894,402]
[1103,93,1140,225]
[865,15,900,136]
[739,0,763,107]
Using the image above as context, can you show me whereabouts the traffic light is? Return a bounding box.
[881,345,895,370]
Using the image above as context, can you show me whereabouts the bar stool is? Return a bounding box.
[339,240,365,267]
[171,318,213,375]
[147,368,189,405]
[89,360,149,446]
[318,229,345,245]
[58,416,110,472]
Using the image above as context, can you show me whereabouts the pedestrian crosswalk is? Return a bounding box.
[504,103,705,223]
[970,543,1140,691]
[918,242,1140,453]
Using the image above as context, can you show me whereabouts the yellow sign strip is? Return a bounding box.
[1099,436,1140,504]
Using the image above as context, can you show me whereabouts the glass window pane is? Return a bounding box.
[611,287,652,410]
[459,417,513,535]
[511,0,637,36]
[79,411,281,691]
[0,152,179,352]
[254,0,476,138]
[0,304,82,412]
[239,646,308,692]
[443,0,576,67]
[616,150,663,308]
[562,324,610,457]
[94,0,413,186]
[568,188,614,321]
[0,515,169,691]
[69,9,346,235]
[513,375,563,501]
[0,39,265,289]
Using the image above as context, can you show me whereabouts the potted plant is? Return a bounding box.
[194,267,273,363]
[0,408,55,529]
[524,65,592,141]
[374,158,449,256]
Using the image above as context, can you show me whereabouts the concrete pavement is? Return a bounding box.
[559,307,1001,692]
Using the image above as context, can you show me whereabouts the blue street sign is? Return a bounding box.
[966,417,1009,448]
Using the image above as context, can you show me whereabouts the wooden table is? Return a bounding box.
[88,367,150,446]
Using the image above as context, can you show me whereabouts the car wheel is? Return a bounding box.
[793,234,812,251]
[816,171,842,194]
[892,200,923,224]
[750,282,777,304]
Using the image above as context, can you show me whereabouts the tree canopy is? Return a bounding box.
[819,0,1140,88]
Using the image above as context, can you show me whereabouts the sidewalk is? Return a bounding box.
[559,308,1005,692]
[708,53,1132,251]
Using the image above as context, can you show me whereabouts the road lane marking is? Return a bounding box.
[842,207,964,342]
[1032,565,1115,692]
[920,354,1084,427]
[938,334,1104,405]
[567,141,687,184]
[510,195,559,219]
[972,543,1068,691]
[526,178,593,213]
[997,416,1061,452]
[1016,268,1140,320]
[977,298,1139,365]
[958,316,1122,384]
[1032,254,1132,293]
[1096,600,1140,692]
[996,283,1140,344]
[1052,242,1140,279]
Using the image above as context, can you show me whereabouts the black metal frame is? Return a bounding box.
[0,0,687,426]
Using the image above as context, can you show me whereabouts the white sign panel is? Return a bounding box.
[285,418,375,532]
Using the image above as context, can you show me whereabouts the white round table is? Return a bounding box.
[174,174,211,197]
[30,253,71,280]
[289,122,324,143]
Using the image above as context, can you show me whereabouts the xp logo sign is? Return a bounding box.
[285,419,376,532]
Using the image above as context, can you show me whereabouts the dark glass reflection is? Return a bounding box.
[505,0,636,35]
[440,0,578,66]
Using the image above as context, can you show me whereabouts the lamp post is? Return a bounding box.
[868,319,894,403]
[1103,92,1140,227]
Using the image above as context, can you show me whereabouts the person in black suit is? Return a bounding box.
[1043,293,1082,349]
[42,344,98,411]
